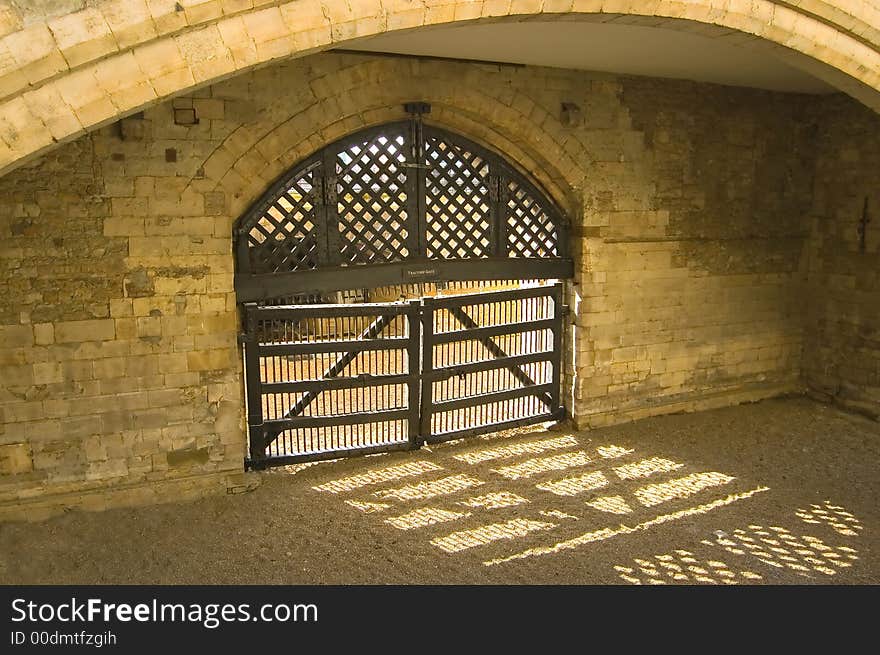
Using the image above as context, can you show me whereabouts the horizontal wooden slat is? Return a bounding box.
[432,318,555,344]
[235,258,573,300]
[249,303,413,319]
[424,284,556,309]
[262,373,412,393]
[259,338,408,356]
[262,408,410,430]
[426,351,552,379]
[424,409,565,445]
[248,440,411,469]
[431,383,554,413]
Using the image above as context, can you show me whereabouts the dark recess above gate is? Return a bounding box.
[233,104,574,301]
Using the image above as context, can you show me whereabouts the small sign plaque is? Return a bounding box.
[403,267,439,281]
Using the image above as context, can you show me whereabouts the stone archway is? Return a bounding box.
[0,1,878,176]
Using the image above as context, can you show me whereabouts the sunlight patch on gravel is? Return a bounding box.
[493,451,592,480]
[313,461,442,493]
[431,518,556,553]
[452,436,579,465]
[374,474,484,502]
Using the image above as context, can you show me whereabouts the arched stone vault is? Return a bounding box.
[0,0,878,177]
[200,58,588,223]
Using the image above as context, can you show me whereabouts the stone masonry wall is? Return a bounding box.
[0,52,842,519]
[570,80,816,427]
[803,96,880,417]
[0,87,248,521]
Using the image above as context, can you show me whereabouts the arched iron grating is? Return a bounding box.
[234,109,572,301]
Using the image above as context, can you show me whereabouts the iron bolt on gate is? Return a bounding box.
[242,283,565,470]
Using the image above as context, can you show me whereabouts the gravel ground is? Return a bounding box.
[1,396,878,585]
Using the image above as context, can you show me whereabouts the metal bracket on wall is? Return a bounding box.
[858,196,871,253]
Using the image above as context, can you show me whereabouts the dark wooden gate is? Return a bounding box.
[235,109,574,468]
[243,301,421,468]
[244,283,565,469]
[421,284,564,444]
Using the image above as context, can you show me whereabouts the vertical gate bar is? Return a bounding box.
[407,299,422,448]
[234,227,252,275]
[419,297,435,440]
[405,120,421,259]
[490,174,503,257]
[555,210,569,259]
[243,303,266,465]
[550,283,564,418]
[414,117,428,258]
[314,163,331,266]
[322,147,341,266]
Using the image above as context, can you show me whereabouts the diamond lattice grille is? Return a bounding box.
[337,134,409,265]
[506,180,559,258]
[246,171,318,273]
[235,122,568,287]
[425,137,492,259]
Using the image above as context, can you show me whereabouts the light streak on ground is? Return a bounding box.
[314,461,442,493]
[432,518,556,553]
[453,436,579,465]
[493,451,592,480]
[482,486,770,566]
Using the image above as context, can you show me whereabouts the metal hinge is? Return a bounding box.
[404,101,431,116]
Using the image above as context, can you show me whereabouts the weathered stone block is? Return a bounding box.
[55,320,115,343]
[193,98,225,120]
[50,10,117,68]
[0,325,32,348]
[136,316,163,338]
[186,349,235,371]
[166,446,210,468]
[0,443,32,475]
[33,362,63,385]
[33,323,54,345]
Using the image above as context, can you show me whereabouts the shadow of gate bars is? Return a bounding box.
[243,283,565,469]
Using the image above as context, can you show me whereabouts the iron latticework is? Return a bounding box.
[337,132,410,264]
[244,169,319,274]
[425,134,492,259]
[506,179,559,258]
[234,113,571,300]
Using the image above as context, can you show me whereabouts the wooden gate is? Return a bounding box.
[243,284,564,469]
[235,109,574,468]
[242,301,421,468]
[421,284,564,444]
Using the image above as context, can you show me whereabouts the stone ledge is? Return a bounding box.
[0,468,259,523]
[806,389,880,423]
[573,382,806,429]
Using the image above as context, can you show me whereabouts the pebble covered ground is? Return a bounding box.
[1,396,877,585]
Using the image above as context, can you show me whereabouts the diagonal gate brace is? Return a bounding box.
[264,312,396,445]
[445,305,553,409]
